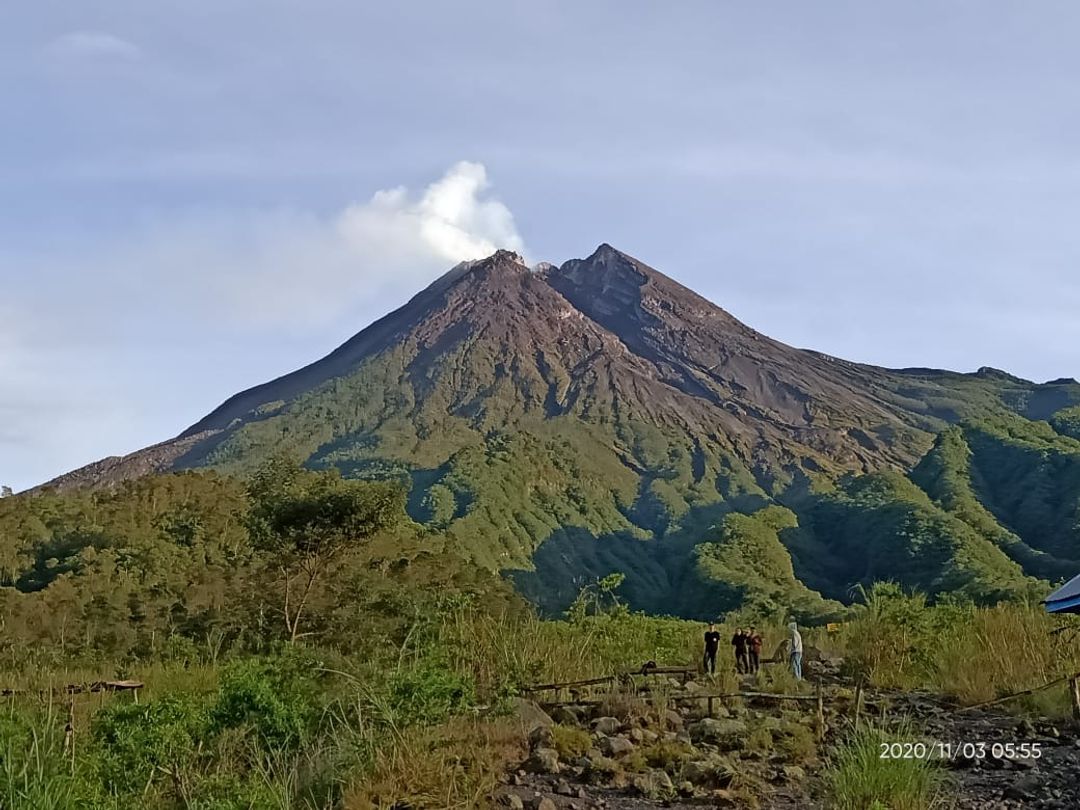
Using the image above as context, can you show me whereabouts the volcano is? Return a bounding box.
[43,245,1080,616]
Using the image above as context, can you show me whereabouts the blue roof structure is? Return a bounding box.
[1045,573,1080,614]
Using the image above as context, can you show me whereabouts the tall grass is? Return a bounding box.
[825,722,947,810]
[841,583,1080,710]
[0,593,1075,807]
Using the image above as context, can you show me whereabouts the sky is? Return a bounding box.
[3,1,1080,491]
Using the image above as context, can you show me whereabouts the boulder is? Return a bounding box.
[682,754,736,788]
[501,794,525,809]
[524,747,561,775]
[662,709,684,730]
[1004,774,1042,801]
[631,768,675,798]
[782,764,806,781]
[689,718,749,747]
[550,705,581,726]
[511,699,554,734]
[586,755,620,782]
[592,716,621,736]
[601,735,636,757]
[528,725,554,751]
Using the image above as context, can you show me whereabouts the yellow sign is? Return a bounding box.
[826,623,843,634]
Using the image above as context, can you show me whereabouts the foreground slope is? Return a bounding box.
[41,245,1080,615]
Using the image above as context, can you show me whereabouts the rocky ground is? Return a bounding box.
[872,691,1080,810]
[494,660,1080,810]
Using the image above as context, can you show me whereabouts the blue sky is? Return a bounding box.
[3,1,1080,491]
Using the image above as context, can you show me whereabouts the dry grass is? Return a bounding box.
[342,717,525,810]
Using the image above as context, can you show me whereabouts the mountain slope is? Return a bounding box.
[40,245,1080,616]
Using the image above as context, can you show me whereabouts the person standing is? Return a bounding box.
[788,621,804,681]
[748,627,763,674]
[731,627,749,674]
[703,623,721,675]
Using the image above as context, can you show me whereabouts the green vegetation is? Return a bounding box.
[174,357,1080,619]
[825,722,946,810]
[5,435,1080,807]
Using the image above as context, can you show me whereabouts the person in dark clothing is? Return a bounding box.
[731,628,749,674]
[747,627,763,674]
[703,623,721,674]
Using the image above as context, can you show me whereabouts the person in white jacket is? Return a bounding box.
[788,621,804,681]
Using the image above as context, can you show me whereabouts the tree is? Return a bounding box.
[0,486,12,498]
[246,457,404,642]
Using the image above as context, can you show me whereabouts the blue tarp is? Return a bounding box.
[1044,573,1080,614]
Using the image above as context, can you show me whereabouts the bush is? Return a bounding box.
[551,724,591,760]
[385,660,477,727]
[209,652,322,749]
[94,695,210,797]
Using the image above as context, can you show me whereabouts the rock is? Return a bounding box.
[601,735,636,757]
[628,727,645,743]
[525,747,561,775]
[682,754,736,787]
[677,781,695,797]
[592,716,621,736]
[1011,755,1035,770]
[555,779,574,796]
[511,699,554,734]
[759,716,783,733]
[640,729,659,745]
[782,764,806,781]
[586,755,620,781]
[631,768,675,798]
[688,717,749,747]
[1004,774,1042,801]
[528,725,554,751]
[550,706,581,726]
[502,794,525,809]
[710,789,740,808]
[531,799,557,810]
[662,710,684,730]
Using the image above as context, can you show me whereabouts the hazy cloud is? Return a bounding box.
[45,31,142,62]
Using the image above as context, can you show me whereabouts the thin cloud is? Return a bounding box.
[45,31,142,62]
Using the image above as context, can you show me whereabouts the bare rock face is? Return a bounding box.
[44,244,969,494]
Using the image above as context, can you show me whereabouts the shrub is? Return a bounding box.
[209,653,321,750]
[386,660,477,727]
[550,724,591,760]
[643,739,694,771]
[94,694,210,797]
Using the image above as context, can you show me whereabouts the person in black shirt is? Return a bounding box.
[703,623,721,674]
[732,628,750,674]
